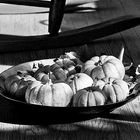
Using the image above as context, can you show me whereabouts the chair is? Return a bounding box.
[0,0,140,52]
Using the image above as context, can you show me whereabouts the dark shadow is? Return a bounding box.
[65,5,97,13]
[101,112,140,123]
[64,0,118,14]
[39,20,48,26]
[65,6,118,13]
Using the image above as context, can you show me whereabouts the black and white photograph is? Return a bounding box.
[0,0,140,139]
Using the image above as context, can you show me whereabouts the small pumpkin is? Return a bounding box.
[50,63,67,81]
[54,58,78,76]
[34,57,80,83]
[72,86,106,107]
[5,74,22,93]
[67,73,94,94]
[34,64,67,83]
[4,71,36,100]
[59,51,78,63]
[60,51,83,68]
[95,77,129,103]
[34,72,50,83]
[25,80,74,107]
[34,65,56,83]
[82,55,125,82]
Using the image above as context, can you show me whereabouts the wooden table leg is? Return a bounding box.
[49,0,66,35]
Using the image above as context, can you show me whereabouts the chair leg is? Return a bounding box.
[49,0,66,36]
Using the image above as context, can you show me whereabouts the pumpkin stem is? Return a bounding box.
[53,58,59,62]
[38,63,44,68]
[33,63,36,69]
[48,78,53,85]
[118,45,124,62]
[98,60,102,66]
[73,75,78,94]
[48,65,51,79]
[63,58,68,70]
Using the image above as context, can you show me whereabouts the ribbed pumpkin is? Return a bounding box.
[4,71,36,100]
[67,73,94,94]
[25,80,74,107]
[82,55,125,82]
[34,64,67,83]
[72,86,106,107]
[95,77,129,103]
[34,65,50,83]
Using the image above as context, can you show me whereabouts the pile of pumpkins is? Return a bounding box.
[4,51,129,107]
